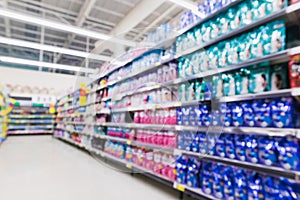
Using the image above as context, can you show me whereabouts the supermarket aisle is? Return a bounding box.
[0,136,182,200]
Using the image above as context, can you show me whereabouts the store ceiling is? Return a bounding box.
[0,0,183,75]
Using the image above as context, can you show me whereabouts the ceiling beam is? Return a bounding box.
[0,8,136,46]
[0,37,112,62]
[13,0,78,17]
[55,0,97,64]
[3,0,11,54]
[92,0,166,56]
[93,6,125,18]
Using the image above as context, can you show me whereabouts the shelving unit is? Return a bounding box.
[0,89,9,143]
[54,1,300,200]
[8,94,56,135]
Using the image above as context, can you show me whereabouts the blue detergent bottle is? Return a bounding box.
[247,171,265,200]
[245,135,259,164]
[241,102,255,127]
[223,166,235,200]
[258,136,278,166]
[277,136,300,170]
[201,162,214,195]
[235,134,247,161]
[212,163,225,199]
[234,168,248,200]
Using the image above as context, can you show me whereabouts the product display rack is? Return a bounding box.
[0,90,9,143]
[55,1,300,200]
[93,2,300,98]
[8,94,56,136]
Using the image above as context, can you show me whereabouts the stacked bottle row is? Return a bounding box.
[176,156,300,200]
[104,141,176,181]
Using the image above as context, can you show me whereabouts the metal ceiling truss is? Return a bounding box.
[55,0,97,64]
[0,0,189,76]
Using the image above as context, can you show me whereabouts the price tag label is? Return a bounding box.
[173,182,185,192]
[175,102,182,107]
[174,149,182,156]
[100,135,105,139]
[296,130,300,139]
[176,126,183,131]
[126,164,133,169]
[100,153,105,157]
[155,62,161,67]
[127,140,132,145]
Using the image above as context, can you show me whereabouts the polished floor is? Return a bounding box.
[0,136,190,200]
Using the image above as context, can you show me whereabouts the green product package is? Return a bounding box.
[218,14,230,36]
[219,41,230,68]
[239,1,254,26]
[194,27,203,45]
[199,51,209,72]
[202,23,211,43]
[248,63,271,93]
[223,73,236,97]
[235,68,250,95]
[210,20,220,40]
[186,82,195,101]
[250,27,264,59]
[238,33,251,63]
[251,0,261,20]
[228,8,241,31]
[178,58,185,78]
[270,63,288,91]
[179,84,186,101]
[228,39,239,65]
[266,0,287,15]
[269,20,286,54]
[195,81,202,101]
[261,24,271,55]
[184,57,192,77]
[212,75,223,98]
[184,32,195,50]
[176,36,183,53]
[208,46,219,70]
[191,53,200,75]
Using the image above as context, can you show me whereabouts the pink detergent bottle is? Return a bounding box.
[157,132,164,146]
[170,109,177,125]
[153,152,162,174]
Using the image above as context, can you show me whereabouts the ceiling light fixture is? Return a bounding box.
[0,8,137,47]
[0,56,96,73]
[0,37,112,62]
[167,0,206,18]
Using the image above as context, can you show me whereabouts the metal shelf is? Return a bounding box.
[102,48,292,102]
[8,130,53,135]
[100,122,300,138]
[90,0,243,85]
[173,182,217,200]
[58,128,175,153]
[8,120,55,124]
[56,121,95,126]
[8,115,54,119]
[55,135,84,148]
[176,150,300,181]
[57,113,93,118]
[94,3,300,95]
[111,88,300,113]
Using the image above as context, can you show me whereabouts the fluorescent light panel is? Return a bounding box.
[0,8,137,47]
[167,0,205,18]
[0,56,95,73]
[0,37,112,62]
